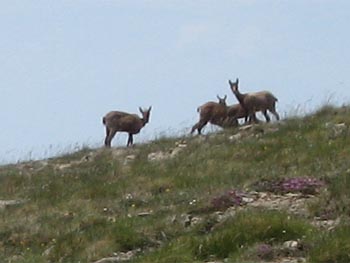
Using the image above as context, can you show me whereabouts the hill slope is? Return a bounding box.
[1,105,350,263]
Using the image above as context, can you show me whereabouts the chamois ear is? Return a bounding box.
[236,78,239,84]
[148,106,152,112]
[139,107,144,114]
[228,80,233,86]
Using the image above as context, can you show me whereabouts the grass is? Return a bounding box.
[193,210,315,260]
[309,225,350,263]
[1,104,350,262]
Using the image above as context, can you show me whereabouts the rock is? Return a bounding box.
[242,197,255,204]
[183,214,192,227]
[312,217,340,231]
[326,122,347,139]
[148,143,186,162]
[229,133,242,141]
[57,163,72,170]
[175,140,187,148]
[42,245,55,257]
[148,151,168,161]
[170,147,183,158]
[124,154,136,165]
[0,199,26,210]
[239,124,254,131]
[137,211,152,217]
[94,257,121,263]
[190,216,202,226]
[283,240,299,250]
[125,155,136,161]
[94,250,137,263]
[333,123,347,136]
[246,191,316,217]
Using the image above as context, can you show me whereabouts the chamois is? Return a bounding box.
[227,103,251,124]
[103,107,151,147]
[229,78,279,123]
[191,95,231,135]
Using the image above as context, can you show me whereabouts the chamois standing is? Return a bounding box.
[229,78,279,123]
[103,107,152,147]
[191,95,232,135]
[227,103,252,124]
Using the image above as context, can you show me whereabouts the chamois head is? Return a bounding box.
[139,106,152,125]
[228,78,239,95]
[216,95,227,105]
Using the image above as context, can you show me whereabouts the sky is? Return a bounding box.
[1,0,350,164]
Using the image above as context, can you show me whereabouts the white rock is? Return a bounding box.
[242,197,255,203]
[229,133,242,141]
[283,240,299,250]
[0,199,26,210]
[239,124,255,131]
[148,152,168,161]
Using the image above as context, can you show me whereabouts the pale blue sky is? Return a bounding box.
[1,0,349,163]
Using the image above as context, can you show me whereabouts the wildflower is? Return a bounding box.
[189,199,197,205]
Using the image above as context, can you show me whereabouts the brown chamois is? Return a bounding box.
[102,106,152,147]
[227,103,252,124]
[191,95,230,135]
[229,78,279,123]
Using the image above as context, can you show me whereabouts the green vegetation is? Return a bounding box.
[1,105,350,262]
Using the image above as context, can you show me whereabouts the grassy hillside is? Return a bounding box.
[1,105,350,263]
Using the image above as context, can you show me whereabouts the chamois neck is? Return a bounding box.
[234,91,246,105]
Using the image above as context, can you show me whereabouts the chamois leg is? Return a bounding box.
[127,134,134,147]
[248,112,259,124]
[269,107,280,121]
[244,114,254,124]
[104,127,110,147]
[272,110,280,121]
[105,129,117,148]
[262,110,271,122]
[268,103,280,121]
[191,120,207,135]
[248,113,258,124]
[244,115,249,124]
[190,124,198,134]
[196,120,208,135]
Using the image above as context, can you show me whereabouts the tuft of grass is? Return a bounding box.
[192,210,314,260]
[309,225,350,263]
[132,236,197,263]
[46,216,153,262]
[307,169,350,219]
